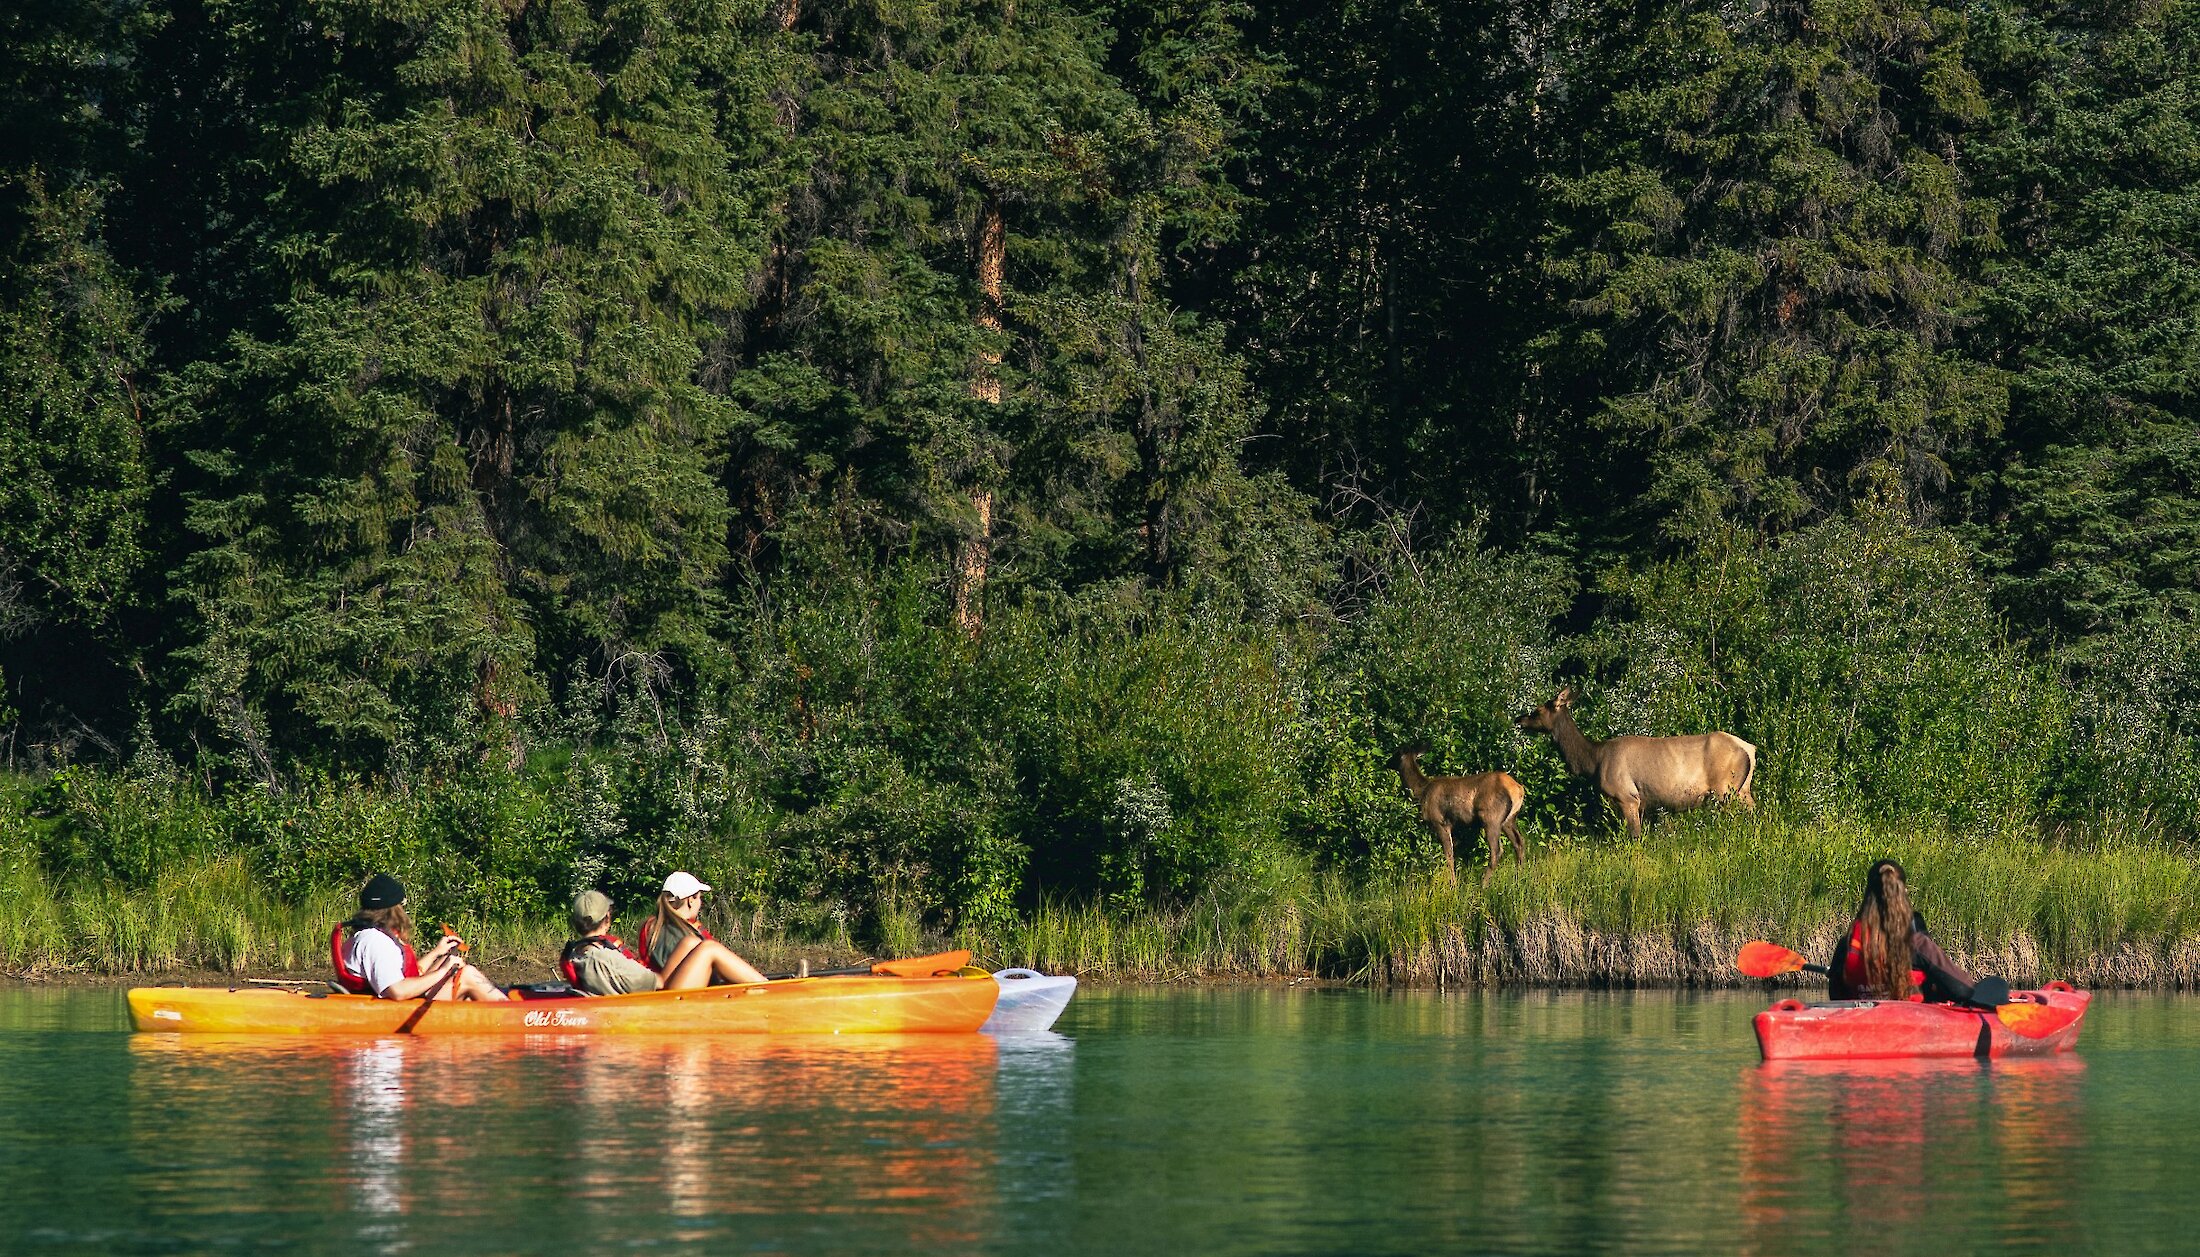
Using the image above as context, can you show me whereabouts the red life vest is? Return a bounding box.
[636,917,715,973]
[1841,921,1926,1001]
[331,923,422,995]
[559,934,641,985]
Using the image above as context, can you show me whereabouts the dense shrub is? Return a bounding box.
[1592,516,2070,831]
[2059,616,2200,838]
[1294,536,1575,877]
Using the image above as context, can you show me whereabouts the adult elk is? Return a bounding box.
[1514,689,1756,838]
[1390,751,1528,883]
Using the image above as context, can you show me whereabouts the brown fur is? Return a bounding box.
[1514,688,1757,838]
[1391,750,1529,883]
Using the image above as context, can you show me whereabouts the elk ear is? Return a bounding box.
[1555,688,1574,709]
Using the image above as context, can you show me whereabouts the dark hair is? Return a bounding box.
[1855,860,1914,1001]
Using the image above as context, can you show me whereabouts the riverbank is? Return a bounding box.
[8,814,2199,988]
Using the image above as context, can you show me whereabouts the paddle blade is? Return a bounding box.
[1736,941,1809,979]
[872,950,972,977]
[1997,999,2081,1040]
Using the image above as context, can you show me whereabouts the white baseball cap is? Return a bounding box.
[661,871,712,899]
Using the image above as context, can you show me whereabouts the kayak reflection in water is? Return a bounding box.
[335,873,507,1002]
[638,871,769,989]
[1827,859,1979,1004]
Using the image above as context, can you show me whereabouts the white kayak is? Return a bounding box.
[983,968,1078,1034]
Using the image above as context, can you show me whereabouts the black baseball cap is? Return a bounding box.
[359,873,406,910]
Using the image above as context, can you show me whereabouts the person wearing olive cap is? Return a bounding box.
[637,871,768,988]
[334,874,507,1002]
[560,890,659,995]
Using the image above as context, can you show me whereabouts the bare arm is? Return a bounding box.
[376,937,463,1000]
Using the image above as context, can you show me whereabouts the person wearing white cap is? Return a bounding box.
[637,871,769,988]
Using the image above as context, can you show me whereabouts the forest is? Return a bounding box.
[3,0,2197,975]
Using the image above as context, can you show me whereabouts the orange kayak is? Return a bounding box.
[127,974,1000,1035]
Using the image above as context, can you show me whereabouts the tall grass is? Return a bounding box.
[993,812,2200,988]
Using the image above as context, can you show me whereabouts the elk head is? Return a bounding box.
[1515,688,1574,734]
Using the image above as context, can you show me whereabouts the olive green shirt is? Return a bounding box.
[573,940,660,995]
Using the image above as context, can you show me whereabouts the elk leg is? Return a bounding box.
[1433,821,1456,882]
[1505,818,1527,866]
[1620,796,1644,840]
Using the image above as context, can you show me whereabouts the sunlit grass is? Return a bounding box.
[993,811,2200,986]
[7,804,2200,987]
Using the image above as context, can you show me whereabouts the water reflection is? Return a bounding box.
[1739,1055,2086,1253]
[128,1033,1011,1252]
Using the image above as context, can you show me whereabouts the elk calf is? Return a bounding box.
[1515,688,1756,838]
[1391,750,1528,883]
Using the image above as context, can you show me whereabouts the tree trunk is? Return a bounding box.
[954,194,1005,637]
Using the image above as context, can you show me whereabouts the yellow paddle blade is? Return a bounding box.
[1996,999,2077,1040]
[1736,940,1808,979]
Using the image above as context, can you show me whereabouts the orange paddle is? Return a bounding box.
[1736,940,1827,979]
[870,950,971,977]
[1993,994,2083,1039]
[1734,940,2076,1040]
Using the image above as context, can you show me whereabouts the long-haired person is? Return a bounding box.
[1827,859,1978,1004]
[333,874,507,1001]
[636,872,769,988]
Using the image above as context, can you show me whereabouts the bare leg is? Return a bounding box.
[430,963,508,1002]
[664,938,768,990]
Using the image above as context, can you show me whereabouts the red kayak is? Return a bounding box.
[1753,982,2090,1061]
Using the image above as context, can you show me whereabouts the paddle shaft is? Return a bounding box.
[396,950,466,1033]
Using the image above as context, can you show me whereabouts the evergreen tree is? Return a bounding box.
[0,0,155,749]
[1215,0,1550,545]
[153,0,765,771]
[728,0,1286,625]
[1966,0,2200,646]
[1537,0,2007,548]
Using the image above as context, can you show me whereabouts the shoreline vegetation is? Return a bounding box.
[13,809,2200,990]
[8,4,2200,1001]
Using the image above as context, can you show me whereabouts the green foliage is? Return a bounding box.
[1540,0,2006,543]
[160,0,757,771]
[2057,615,2200,837]
[1295,535,1575,875]
[1594,515,2068,829]
[0,0,2194,965]
[1965,0,2200,642]
[0,175,149,639]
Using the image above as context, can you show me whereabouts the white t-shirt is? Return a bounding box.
[345,928,411,997]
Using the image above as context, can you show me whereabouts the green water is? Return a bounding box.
[2,986,2195,1254]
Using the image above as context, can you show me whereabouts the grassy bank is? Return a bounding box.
[999,814,2200,987]
[11,812,2200,988]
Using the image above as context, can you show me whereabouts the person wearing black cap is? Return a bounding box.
[335,874,507,1001]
